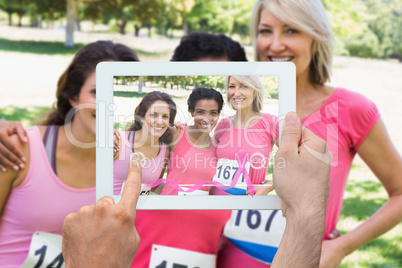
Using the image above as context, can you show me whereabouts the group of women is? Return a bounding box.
[1,0,401,267]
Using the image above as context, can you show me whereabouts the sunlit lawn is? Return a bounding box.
[338,179,402,267]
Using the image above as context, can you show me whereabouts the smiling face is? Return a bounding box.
[191,99,220,134]
[142,100,170,139]
[69,70,97,136]
[256,7,314,81]
[227,77,255,112]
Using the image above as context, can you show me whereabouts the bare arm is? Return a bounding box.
[272,112,331,267]
[320,119,402,267]
[0,134,27,215]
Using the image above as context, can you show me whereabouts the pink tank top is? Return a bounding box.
[211,113,278,195]
[0,127,95,267]
[113,131,167,194]
[161,126,217,195]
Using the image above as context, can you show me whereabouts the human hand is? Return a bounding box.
[328,228,341,240]
[271,112,332,268]
[247,181,275,195]
[273,112,331,218]
[172,121,184,129]
[319,239,346,268]
[62,158,142,268]
[0,121,27,172]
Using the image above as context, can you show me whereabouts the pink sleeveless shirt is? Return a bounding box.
[113,131,167,194]
[217,88,381,268]
[0,127,95,267]
[161,126,217,195]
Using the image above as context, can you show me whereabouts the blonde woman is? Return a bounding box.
[216,0,402,267]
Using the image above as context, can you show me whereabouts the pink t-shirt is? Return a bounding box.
[210,113,278,195]
[113,131,166,194]
[217,88,380,267]
[0,127,95,267]
[161,126,217,195]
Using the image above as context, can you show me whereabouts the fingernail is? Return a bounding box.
[1,167,7,173]
[13,165,19,171]
[21,157,26,162]
[19,163,25,169]
[285,112,298,125]
[23,137,28,142]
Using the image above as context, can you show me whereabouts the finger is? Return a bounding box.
[0,143,21,171]
[114,129,121,139]
[0,132,26,165]
[0,164,7,173]
[300,127,332,165]
[328,228,341,240]
[278,112,301,156]
[119,160,142,214]
[14,125,28,144]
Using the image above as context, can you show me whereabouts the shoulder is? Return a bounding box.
[214,117,231,139]
[332,88,379,122]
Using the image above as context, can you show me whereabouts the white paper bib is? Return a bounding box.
[223,210,286,264]
[120,181,152,195]
[177,187,209,196]
[20,232,65,268]
[212,158,250,195]
[149,244,216,268]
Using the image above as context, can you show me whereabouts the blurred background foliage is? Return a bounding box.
[0,0,401,61]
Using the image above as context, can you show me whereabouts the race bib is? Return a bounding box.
[20,232,65,268]
[223,210,286,264]
[120,181,152,195]
[212,158,250,195]
[177,187,209,196]
[149,244,216,268]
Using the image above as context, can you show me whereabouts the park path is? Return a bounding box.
[1,25,401,180]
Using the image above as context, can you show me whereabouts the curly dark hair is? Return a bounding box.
[128,91,177,145]
[42,40,139,125]
[171,32,248,61]
[187,87,224,114]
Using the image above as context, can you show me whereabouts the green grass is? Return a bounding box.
[0,105,52,127]
[0,38,170,60]
[338,178,402,267]
[114,90,187,99]
[0,38,85,55]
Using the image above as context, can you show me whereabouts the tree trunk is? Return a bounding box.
[138,76,143,94]
[65,0,77,47]
[7,11,12,26]
[182,16,188,36]
[37,15,42,28]
[147,25,151,38]
[75,17,81,31]
[18,11,24,27]
[134,25,140,37]
[118,20,127,35]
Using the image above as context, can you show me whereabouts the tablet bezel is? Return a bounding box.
[96,62,295,210]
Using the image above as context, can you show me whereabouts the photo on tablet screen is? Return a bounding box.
[96,62,295,210]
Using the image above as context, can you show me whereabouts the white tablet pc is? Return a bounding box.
[96,62,295,209]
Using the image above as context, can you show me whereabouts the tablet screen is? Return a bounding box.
[96,62,295,209]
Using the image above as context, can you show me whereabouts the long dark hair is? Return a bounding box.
[128,91,177,145]
[42,41,139,125]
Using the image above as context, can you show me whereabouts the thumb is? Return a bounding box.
[279,112,301,155]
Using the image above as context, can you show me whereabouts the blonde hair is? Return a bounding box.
[250,0,333,85]
[224,76,264,112]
